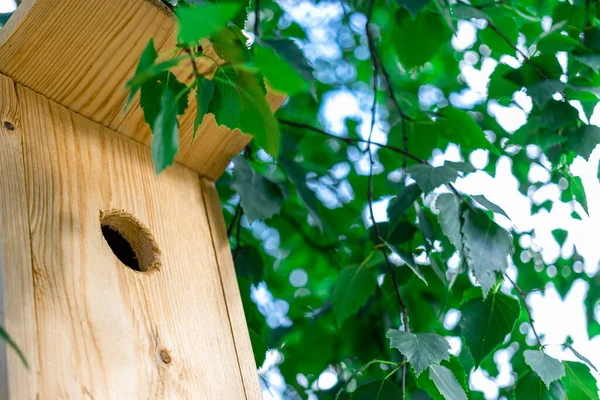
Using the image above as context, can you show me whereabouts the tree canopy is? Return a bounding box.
[10,0,599,398]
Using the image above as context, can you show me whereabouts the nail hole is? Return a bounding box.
[3,121,14,130]
[100,210,161,273]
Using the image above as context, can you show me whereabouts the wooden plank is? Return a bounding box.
[0,74,38,399]
[0,0,286,179]
[18,82,248,398]
[200,178,262,400]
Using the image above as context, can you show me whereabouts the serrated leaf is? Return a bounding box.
[127,39,158,107]
[444,161,476,173]
[231,156,283,222]
[574,53,600,72]
[567,174,588,214]
[386,330,450,376]
[237,70,281,157]
[451,4,488,19]
[562,361,599,400]
[332,264,378,326]
[435,193,462,251]
[396,0,431,17]
[524,350,565,388]
[428,364,468,400]
[563,343,598,372]
[209,68,241,129]
[381,238,427,284]
[193,77,215,139]
[567,125,600,161]
[387,184,421,232]
[254,43,310,95]
[280,157,323,231]
[407,164,459,194]
[151,76,189,173]
[515,371,566,400]
[393,8,451,68]
[527,80,567,108]
[262,38,314,82]
[0,326,28,369]
[416,356,468,400]
[471,195,509,219]
[459,290,520,366]
[461,210,513,296]
[351,380,403,399]
[374,221,418,245]
[177,3,243,44]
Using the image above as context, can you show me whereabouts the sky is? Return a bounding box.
[1,0,599,399]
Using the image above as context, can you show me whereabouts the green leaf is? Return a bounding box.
[428,364,468,400]
[527,80,567,108]
[127,39,158,107]
[234,246,264,284]
[280,157,324,231]
[381,237,427,284]
[396,0,431,17]
[480,15,519,55]
[551,229,568,246]
[387,183,421,232]
[254,43,310,95]
[386,330,450,376]
[471,195,509,219]
[515,371,566,400]
[537,33,584,53]
[584,27,600,51]
[407,164,459,193]
[351,380,403,399]
[459,290,520,366]
[562,361,599,400]
[0,326,28,369]
[563,343,598,373]
[151,76,189,173]
[566,174,588,214]
[209,68,241,129]
[574,53,600,72]
[461,210,513,295]
[177,3,243,44]
[237,70,281,157]
[451,4,488,19]
[444,161,476,173]
[262,38,314,82]
[435,193,462,251]
[488,63,522,100]
[567,125,600,161]
[193,77,215,139]
[375,221,418,245]
[524,350,565,388]
[332,264,378,326]
[231,156,283,222]
[392,8,451,68]
[416,356,468,400]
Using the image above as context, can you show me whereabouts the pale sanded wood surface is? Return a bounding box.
[18,82,252,399]
[0,74,38,400]
[201,179,262,400]
[0,0,286,179]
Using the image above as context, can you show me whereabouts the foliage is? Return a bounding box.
[120,0,600,398]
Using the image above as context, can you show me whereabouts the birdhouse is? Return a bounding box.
[0,0,284,398]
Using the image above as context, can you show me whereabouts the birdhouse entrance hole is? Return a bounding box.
[100,210,161,273]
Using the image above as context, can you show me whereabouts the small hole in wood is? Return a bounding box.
[100,210,161,273]
[3,121,14,130]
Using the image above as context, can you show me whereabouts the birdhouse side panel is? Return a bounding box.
[17,82,251,399]
[0,74,38,400]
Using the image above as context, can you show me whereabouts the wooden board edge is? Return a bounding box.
[0,74,39,399]
[199,178,262,400]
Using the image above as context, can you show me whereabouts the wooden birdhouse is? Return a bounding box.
[0,0,283,398]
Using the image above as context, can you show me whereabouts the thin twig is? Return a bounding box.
[254,0,260,38]
[227,203,242,237]
[505,274,543,348]
[278,119,477,213]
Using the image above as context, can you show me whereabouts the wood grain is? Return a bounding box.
[0,0,286,179]
[18,82,250,398]
[201,179,262,400]
[0,74,38,400]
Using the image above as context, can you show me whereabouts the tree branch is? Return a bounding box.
[505,274,543,348]
[254,0,260,38]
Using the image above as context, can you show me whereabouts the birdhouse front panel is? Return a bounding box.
[0,74,262,398]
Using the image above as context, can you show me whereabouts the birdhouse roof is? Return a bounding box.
[0,0,285,179]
